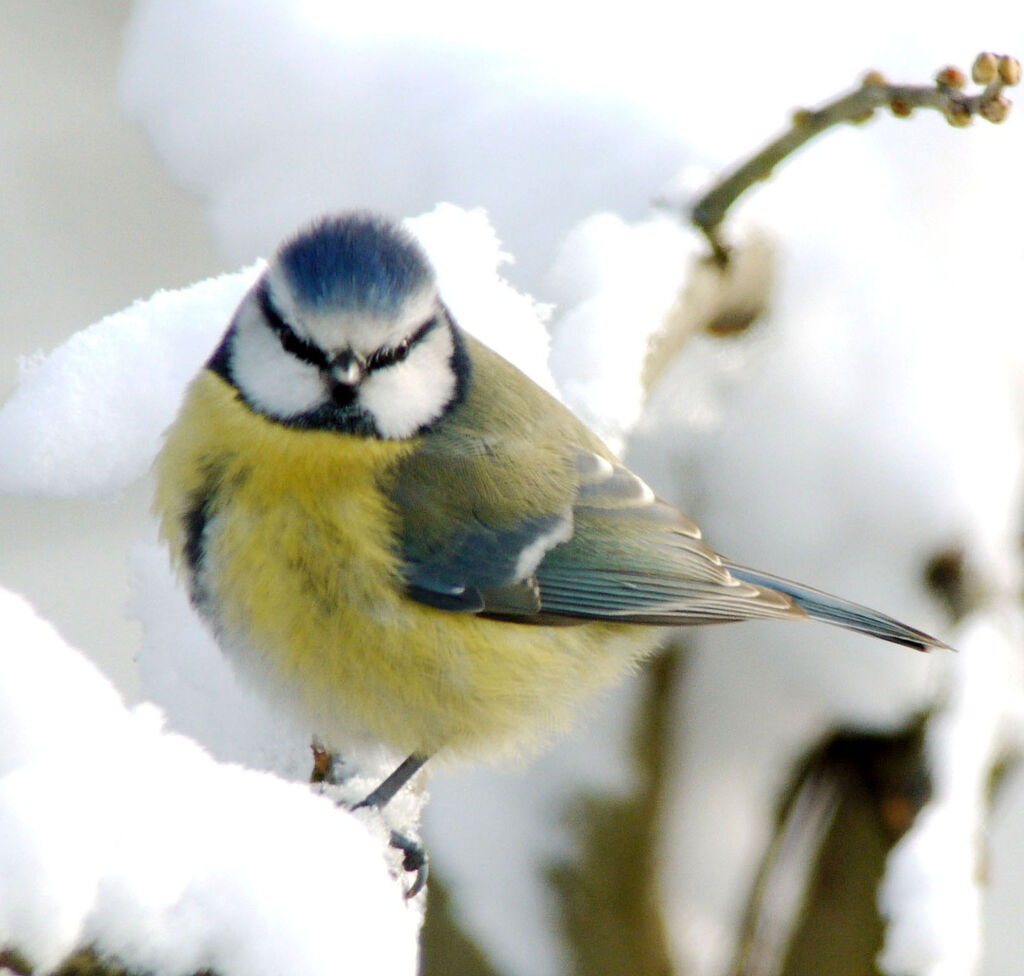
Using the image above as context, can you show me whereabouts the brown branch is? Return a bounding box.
[691,53,1021,264]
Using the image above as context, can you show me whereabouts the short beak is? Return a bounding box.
[330,351,366,388]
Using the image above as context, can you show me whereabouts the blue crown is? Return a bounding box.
[277,213,433,317]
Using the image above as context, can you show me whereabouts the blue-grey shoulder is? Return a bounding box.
[277,213,434,316]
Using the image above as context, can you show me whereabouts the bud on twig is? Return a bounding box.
[689,52,1018,262]
[973,52,998,84]
[936,66,967,89]
[945,102,973,127]
[998,55,1021,86]
[980,95,1011,123]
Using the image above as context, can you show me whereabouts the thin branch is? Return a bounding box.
[690,53,1021,264]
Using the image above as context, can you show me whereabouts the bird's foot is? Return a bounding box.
[388,829,429,899]
[312,744,430,899]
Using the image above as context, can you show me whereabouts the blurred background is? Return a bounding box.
[2,2,1023,974]
[0,1,217,685]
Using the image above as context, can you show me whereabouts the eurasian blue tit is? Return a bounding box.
[154,212,944,806]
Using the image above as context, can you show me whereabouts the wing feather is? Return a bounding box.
[384,336,943,648]
[393,439,801,626]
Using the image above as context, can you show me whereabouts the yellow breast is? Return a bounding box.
[154,371,652,759]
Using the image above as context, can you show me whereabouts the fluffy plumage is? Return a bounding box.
[154,212,945,762]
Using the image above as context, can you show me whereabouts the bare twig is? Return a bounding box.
[690,53,1020,264]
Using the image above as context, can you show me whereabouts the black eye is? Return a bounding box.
[367,337,411,372]
[257,284,329,370]
[277,326,324,366]
[366,316,438,373]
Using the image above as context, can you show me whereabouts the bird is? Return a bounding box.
[153,211,946,816]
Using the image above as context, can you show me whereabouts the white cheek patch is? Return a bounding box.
[230,301,325,418]
[358,326,457,439]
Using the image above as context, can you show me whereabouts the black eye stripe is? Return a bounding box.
[257,283,443,377]
[366,315,440,372]
[258,283,330,370]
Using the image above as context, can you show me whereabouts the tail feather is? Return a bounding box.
[723,562,949,652]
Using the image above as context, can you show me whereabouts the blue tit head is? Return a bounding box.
[209,213,470,439]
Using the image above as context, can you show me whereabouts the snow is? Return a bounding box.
[127,535,314,779]
[406,205,557,394]
[0,203,557,972]
[0,205,551,502]
[0,198,553,971]
[118,0,690,292]
[0,588,420,976]
[0,266,261,498]
[633,119,1024,975]
[547,212,699,453]
[2,2,1024,975]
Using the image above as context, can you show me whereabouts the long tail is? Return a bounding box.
[723,561,949,652]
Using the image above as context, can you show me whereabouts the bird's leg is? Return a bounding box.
[352,752,431,898]
[313,746,430,895]
[353,752,430,810]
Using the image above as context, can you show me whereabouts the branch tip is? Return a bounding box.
[973,52,999,85]
[688,52,1019,261]
[998,55,1021,86]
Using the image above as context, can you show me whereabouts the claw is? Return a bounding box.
[389,830,428,899]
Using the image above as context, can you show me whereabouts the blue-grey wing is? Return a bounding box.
[396,447,798,625]
[533,454,798,624]
[402,510,570,616]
